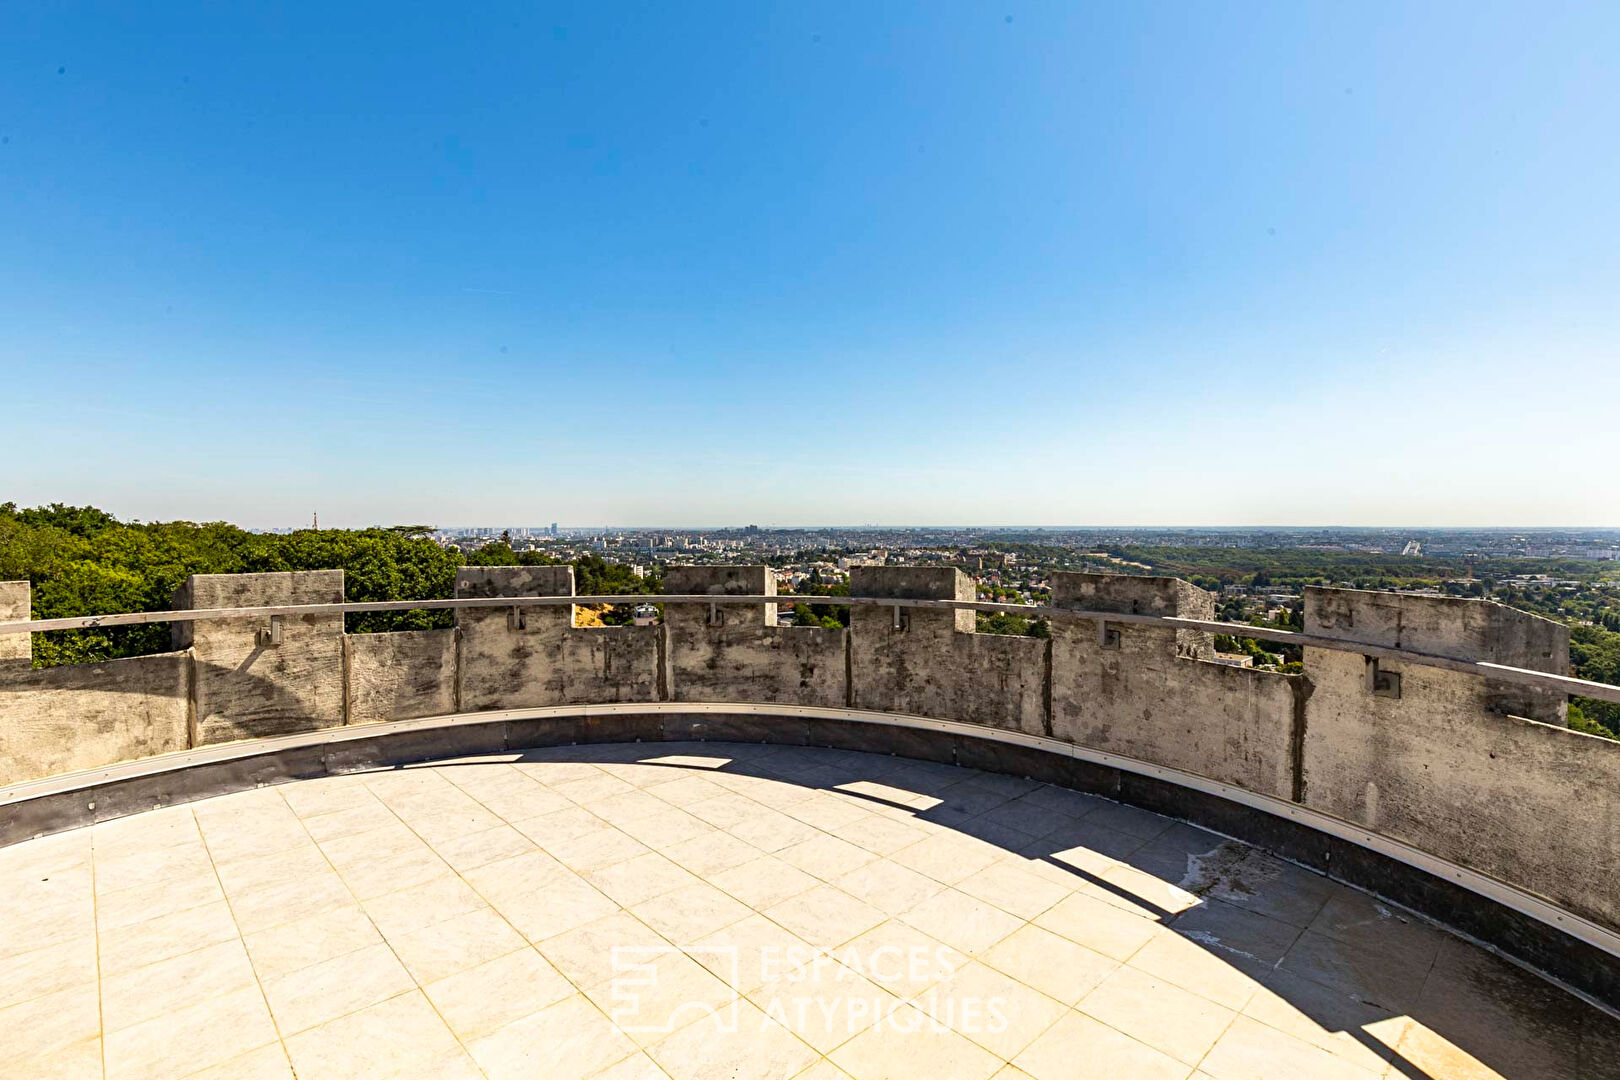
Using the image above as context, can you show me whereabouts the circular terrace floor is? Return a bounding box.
[1,741,1614,1080]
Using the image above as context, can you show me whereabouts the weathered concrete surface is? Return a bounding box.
[455,566,658,710]
[0,652,190,785]
[664,566,845,707]
[1049,572,1297,800]
[1300,588,1620,926]
[0,581,27,669]
[848,566,1045,732]
[344,628,457,724]
[173,571,347,744]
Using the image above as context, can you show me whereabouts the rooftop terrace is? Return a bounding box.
[2,565,1618,1079]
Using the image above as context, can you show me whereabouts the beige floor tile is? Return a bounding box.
[94,868,221,931]
[95,840,216,895]
[587,950,742,1047]
[553,772,641,805]
[90,806,200,860]
[0,984,103,1068]
[901,889,1023,957]
[197,816,311,865]
[1089,864,1202,918]
[955,861,1072,920]
[833,860,946,917]
[511,804,616,847]
[616,808,716,850]
[243,902,381,980]
[549,826,655,874]
[101,938,259,1033]
[300,800,401,843]
[99,896,241,974]
[784,795,873,832]
[827,1002,1005,1080]
[727,811,823,853]
[228,870,357,935]
[471,782,575,822]
[425,947,576,1043]
[212,842,333,898]
[1128,930,1264,1011]
[588,851,704,907]
[1032,890,1162,960]
[837,814,930,856]
[504,874,622,942]
[538,911,676,991]
[890,834,1003,885]
[1275,929,1431,1015]
[776,834,878,882]
[1012,1010,1192,1080]
[462,847,573,900]
[178,1042,294,1080]
[260,940,415,1034]
[981,924,1118,1005]
[688,793,767,829]
[589,1050,674,1079]
[712,855,820,909]
[363,872,488,938]
[429,823,538,871]
[792,1061,856,1080]
[764,884,888,948]
[748,961,898,1054]
[280,775,380,819]
[1079,965,1237,1064]
[692,913,818,995]
[646,775,733,808]
[649,999,819,1080]
[1240,967,1409,1073]
[835,919,963,1000]
[662,832,763,877]
[390,905,528,983]
[0,933,98,1010]
[919,961,1067,1061]
[632,882,754,944]
[331,844,450,901]
[469,993,640,1080]
[398,803,506,847]
[104,984,279,1080]
[1198,1014,1381,1080]
[284,990,462,1080]
[2,1033,103,1080]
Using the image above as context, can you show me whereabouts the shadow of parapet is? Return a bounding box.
[415,739,1618,1079]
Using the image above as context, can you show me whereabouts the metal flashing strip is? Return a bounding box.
[4,699,1616,964]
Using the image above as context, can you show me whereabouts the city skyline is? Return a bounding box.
[5,2,1617,527]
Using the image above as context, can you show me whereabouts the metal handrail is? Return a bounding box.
[3,592,1618,708]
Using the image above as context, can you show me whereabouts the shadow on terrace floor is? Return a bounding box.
[446,739,1620,1080]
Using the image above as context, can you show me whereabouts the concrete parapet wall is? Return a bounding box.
[0,652,190,785]
[849,566,1045,732]
[454,565,658,710]
[664,566,844,707]
[1049,572,1296,799]
[173,570,347,744]
[1298,588,1620,925]
[345,628,458,725]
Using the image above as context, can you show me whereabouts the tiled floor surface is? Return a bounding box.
[2,741,1616,1079]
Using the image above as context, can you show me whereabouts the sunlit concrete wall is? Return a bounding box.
[0,580,190,782]
[345,628,457,725]
[1297,588,1620,927]
[664,565,845,708]
[454,566,659,710]
[848,566,1047,734]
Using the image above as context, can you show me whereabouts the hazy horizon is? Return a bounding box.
[5,3,1618,527]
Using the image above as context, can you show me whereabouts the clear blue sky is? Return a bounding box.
[4,2,1617,528]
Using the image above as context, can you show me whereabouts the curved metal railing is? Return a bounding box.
[4,592,1617,707]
